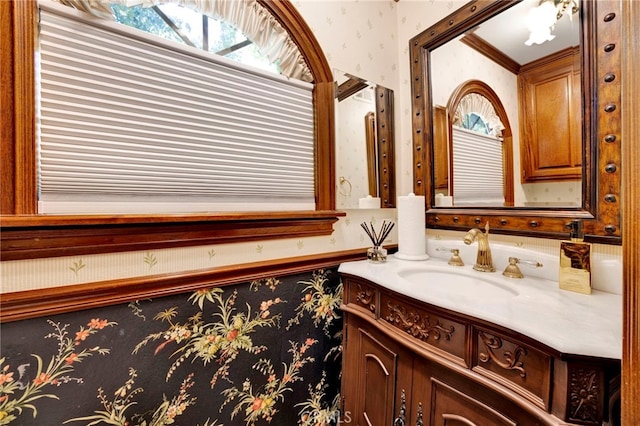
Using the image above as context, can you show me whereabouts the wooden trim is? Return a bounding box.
[460,33,520,74]
[621,0,640,423]
[0,248,381,323]
[365,112,377,197]
[1,0,37,215]
[0,211,345,261]
[259,0,335,210]
[337,76,368,102]
[375,86,396,208]
[0,1,15,214]
[313,81,337,210]
[425,208,609,242]
[519,46,580,73]
[259,0,332,83]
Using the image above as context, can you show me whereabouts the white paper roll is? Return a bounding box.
[358,195,381,209]
[435,194,453,207]
[395,193,430,260]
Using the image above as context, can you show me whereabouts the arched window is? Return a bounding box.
[37,0,324,214]
[1,0,338,259]
[447,80,514,206]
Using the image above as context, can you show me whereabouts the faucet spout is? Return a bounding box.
[463,222,495,272]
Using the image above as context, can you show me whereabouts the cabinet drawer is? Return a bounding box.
[473,327,552,410]
[380,291,468,366]
[343,277,378,318]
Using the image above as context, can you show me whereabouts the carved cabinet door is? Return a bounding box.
[342,314,413,426]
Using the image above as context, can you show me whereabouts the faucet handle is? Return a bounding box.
[518,258,544,268]
[436,247,465,266]
[448,249,465,266]
[502,257,543,279]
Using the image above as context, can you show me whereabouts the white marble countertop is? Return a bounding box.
[339,256,622,360]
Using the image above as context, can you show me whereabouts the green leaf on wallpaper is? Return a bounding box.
[128,301,146,320]
[295,371,342,426]
[256,244,264,254]
[297,241,304,250]
[188,288,224,311]
[286,270,342,336]
[208,248,216,260]
[69,259,86,276]
[154,308,178,323]
[249,277,281,292]
[220,339,317,425]
[198,420,223,426]
[64,368,198,425]
[144,252,158,269]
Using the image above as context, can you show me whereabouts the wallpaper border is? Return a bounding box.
[0,248,373,322]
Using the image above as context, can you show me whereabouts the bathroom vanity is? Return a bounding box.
[339,257,621,425]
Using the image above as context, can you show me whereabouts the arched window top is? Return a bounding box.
[53,0,313,82]
[461,111,490,135]
[453,93,504,137]
[447,79,511,139]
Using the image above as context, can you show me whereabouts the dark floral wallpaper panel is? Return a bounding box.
[0,268,343,426]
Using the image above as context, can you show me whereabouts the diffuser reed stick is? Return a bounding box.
[360,220,395,247]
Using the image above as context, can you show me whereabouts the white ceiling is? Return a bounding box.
[472,0,581,66]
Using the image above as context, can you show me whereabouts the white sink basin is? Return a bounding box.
[397,265,519,302]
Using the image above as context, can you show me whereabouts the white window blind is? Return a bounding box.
[451,127,505,206]
[37,2,315,214]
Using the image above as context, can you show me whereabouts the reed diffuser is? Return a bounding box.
[361,220,395,263]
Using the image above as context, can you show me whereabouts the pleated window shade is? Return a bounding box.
[37,3,315,214]
[451,127,505,206]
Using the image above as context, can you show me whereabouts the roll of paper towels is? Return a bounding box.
[395,193,430,260]
[359,195,381,209]
[435,193,453,207]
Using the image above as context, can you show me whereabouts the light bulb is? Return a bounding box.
[524,1,559,46]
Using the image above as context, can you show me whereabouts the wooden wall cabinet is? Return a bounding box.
[519,47,582,183]
[340,274,620,426]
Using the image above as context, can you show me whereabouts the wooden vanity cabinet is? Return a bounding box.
[519,47,581,183]
[340,274,621,426]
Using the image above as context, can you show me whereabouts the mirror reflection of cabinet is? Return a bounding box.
[520,47,582,182]
[433,105,449,191]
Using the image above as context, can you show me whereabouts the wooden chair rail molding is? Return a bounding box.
[0,247,378,323]
[0,211,345,261]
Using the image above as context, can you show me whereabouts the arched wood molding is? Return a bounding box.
[445,79,515,206]
[258,0,336,210]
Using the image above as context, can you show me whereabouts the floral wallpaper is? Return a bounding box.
[0,268,343,425]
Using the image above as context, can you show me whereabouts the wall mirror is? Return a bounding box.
[409,0,622,243]
[335,70,396,209]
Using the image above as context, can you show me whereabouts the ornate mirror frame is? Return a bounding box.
[409,0,622,244]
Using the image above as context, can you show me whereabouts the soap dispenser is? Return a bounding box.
[559,220,592,294]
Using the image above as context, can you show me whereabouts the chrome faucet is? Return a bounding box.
[463,222,495,272]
